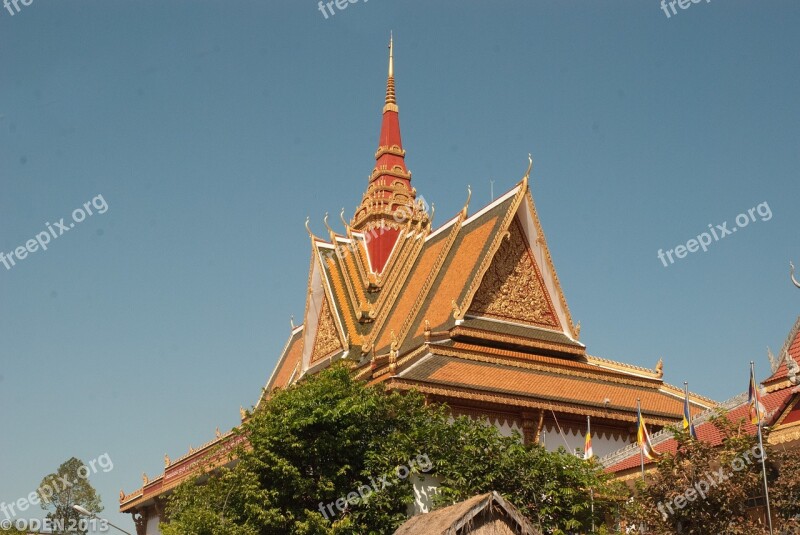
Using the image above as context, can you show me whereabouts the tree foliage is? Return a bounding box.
[37,457,103,535]
[770,446,800,532]
[621,412,770,534]
[163,364,616,535]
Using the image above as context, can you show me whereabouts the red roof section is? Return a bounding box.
[605,387,795,474]
[765,316,800,385]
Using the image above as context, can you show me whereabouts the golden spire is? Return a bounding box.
[388,31,394,78]
[384,32,398,113]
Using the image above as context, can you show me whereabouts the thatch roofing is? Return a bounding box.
[393,491,540,535]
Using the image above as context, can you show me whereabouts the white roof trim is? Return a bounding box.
[427,214,460,240]
[397,352,435,377]
[463,185,520,226]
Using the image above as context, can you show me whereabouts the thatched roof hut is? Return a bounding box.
[393,491,540,535]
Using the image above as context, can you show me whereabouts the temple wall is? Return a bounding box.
[146,514,161,535]
[540,422,631,458]
[408,473,441,516]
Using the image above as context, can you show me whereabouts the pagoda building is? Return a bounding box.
[120,39,715,533]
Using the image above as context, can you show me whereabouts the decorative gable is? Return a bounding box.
[311,295,342,363]
[468,217,560,329]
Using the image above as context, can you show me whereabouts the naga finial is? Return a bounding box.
[461,186,471,218]
[785,349,800,385]
[522,153,533,186]
[323,212,335,238]
[768,346,780,373]
[791,261,800,289]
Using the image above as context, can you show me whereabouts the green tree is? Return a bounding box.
[163,364,616,535]
[621,411,768,535]
[423,415,617,534]
[38,457,103,535]
[769,446,800,532]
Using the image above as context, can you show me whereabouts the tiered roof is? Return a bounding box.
[121,37,717,513]
[263,38,714,427]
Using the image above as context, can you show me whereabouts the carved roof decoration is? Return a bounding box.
[764,315,800,390]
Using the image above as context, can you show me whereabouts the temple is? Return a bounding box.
[119,38,717,533]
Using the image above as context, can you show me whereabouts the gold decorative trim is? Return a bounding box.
[388,379,678,426]
[326,242,359,309]
[449,326,585,357]
[456,184,527,324]
[391,212,466,348]
[375,144,406,159]
[299,243,322,374]
[433,343,667,390]
[372,217,416,288]
[523,188,579,339]
[310,296,343,363]
[324,255,362,344]
[467,218,560,329]
[772,393,800,427]
[362,222,432,352]
[370,344,430,379]
[769,420,800,445]
[585,354,663,379]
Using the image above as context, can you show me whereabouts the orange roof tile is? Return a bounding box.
[399,355,690,420]
[765,316,800,385]
[374,232,449,352]
[409,214,501,340]
[267,327,304,391]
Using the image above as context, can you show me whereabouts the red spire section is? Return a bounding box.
[351,35,425,275]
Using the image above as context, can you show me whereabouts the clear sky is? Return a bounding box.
[1,0,799,531]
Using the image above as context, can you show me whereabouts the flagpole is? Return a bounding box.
[752,361,774,535]
[684,381,689,434]
[637,398,645,483]
[588,415,595,534]
[684,381,693,438]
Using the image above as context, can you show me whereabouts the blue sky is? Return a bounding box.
[1,0,799,531]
